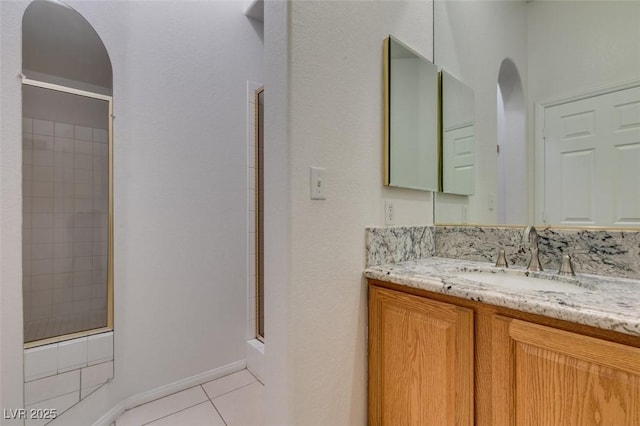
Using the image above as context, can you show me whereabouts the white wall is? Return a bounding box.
[1,1,263,424]
[262,1,291,423]
[264,1,434,424]
[0,3,27,422]
[528,1,640,106]
[434,0,527,224]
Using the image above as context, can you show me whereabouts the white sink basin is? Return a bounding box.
[455,270,590,293]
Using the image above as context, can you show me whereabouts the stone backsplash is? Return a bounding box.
[365,226,435,267]
[435,225,640,280]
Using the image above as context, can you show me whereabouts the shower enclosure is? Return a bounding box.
[22,83,112,344]
[22,0,113,347]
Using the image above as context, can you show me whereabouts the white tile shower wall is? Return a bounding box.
[24,333,113,381]
[23,333,113,423]
[23,118,109,342]
[25,391,80,426]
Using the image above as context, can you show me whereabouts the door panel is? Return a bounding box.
[545,98,602,225]
[443,124,475,195]
[610,87,640,225]
[369,286,474,426]
[493,316,640,426]
[560,149,595,222]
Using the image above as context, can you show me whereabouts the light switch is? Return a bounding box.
[310,167,326,200]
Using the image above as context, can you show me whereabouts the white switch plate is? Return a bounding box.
[310,167,326,200]
[385,200,395,226]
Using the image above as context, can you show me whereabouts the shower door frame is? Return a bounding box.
[22,77,114,349]
[254,86,264,343]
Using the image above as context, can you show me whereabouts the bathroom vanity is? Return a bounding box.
[365,257,640,426]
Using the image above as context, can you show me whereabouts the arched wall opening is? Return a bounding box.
[497,58,527,224]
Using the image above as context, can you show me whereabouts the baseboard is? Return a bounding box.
[246,339,264,383]
[93,359,246,426]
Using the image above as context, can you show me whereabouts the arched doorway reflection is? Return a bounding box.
[497,58,527,224]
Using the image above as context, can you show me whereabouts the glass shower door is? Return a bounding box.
[22,82,112,345]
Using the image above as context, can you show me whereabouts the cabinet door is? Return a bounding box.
[492,316,640,425]
[368,286,474,426]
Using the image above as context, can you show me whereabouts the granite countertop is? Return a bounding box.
[364,257,640,337]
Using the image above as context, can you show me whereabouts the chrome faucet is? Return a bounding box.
[522,225,543,272]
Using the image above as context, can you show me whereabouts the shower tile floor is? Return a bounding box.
[115,369,263,426]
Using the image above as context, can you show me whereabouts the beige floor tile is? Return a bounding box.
[146,401,225,426]
[213,381,264,426]
[116,386,208,426]
[202,369,256,399]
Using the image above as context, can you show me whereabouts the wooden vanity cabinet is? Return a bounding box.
[492,316,640,426]
[368,286,474,426]
[368,280,640,426]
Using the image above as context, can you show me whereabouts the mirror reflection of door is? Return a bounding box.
[543,84,640,227]
[22,0,113,346]
[441,70,476,196]
[255,87,264,342]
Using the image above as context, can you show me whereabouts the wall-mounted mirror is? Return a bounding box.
[441,70,475,196]
[434,0,640,227]
[22,0,114,416]
[384,35,440,192]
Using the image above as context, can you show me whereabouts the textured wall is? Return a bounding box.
[1,1,264,424]
[528,1,640,106]
[266,1,435,424]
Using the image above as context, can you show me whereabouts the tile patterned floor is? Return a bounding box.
[115,370,263,426]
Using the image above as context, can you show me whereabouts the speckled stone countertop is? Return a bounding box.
[364,257,640,337]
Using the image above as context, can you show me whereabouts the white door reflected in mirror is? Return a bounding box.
[441,70,475,196]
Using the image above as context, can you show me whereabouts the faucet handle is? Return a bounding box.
[527,249,544,272]
[558,254,575,276]
[522,225,537,244]
[558,248,589,276]
[495,248,509,268]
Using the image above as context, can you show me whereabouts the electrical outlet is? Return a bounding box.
[310,167,326,200]
[488,194,495,211]
[385,201,395,226]
[461,205,468,223]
